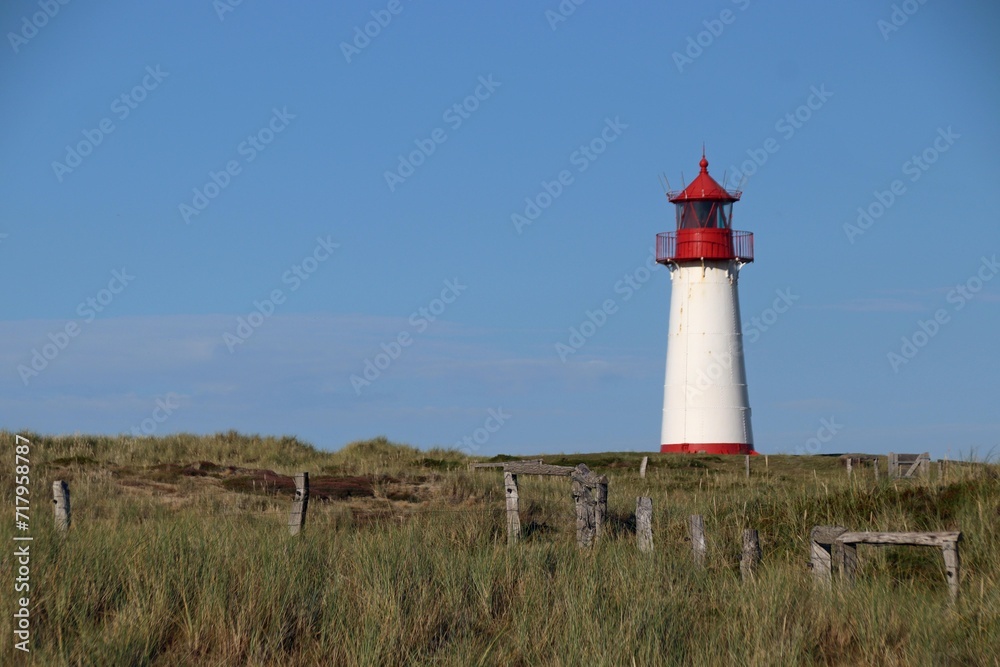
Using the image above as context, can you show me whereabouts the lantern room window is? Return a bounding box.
[676,201,733,229]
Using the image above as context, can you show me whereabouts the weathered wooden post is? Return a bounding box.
[571,464,608,548]
[636,497,653,553]
[846,457,852,480]
[288,472,309,536]
[688,514,706,566]
[942,539,961,603]
[873,457,880,482]
[888,452,897,479]
[837,541,858,584]
[52,480,71,532]
[920,452,931,478]
[740,529,761,581]
[639,456,648,479]
[809,526,847,587]
[596,477,608,539]
[745,455,750,479]
[504,472,521,545]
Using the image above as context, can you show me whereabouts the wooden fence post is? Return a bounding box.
[942,540,961,603]
[688,514,706,566]
[846,458,852,479]
[741,529,761,581]
[809,526,847,587]
[52,480,70,532]
[571,464,608,548]
[639,456,648,479]
[888,452,897,479]
[636,497,653,553]
[745,455,750,479]
[873,457,880,482]
[288,472,309,536]
[836,541,858,584]
[596,479,608,541]
[504,472,521,545]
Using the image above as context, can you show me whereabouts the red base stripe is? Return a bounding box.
[660,443,758,455]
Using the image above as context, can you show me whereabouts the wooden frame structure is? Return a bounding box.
[887,452,930,479]
[484,461,609,547]
[810,525,962,602]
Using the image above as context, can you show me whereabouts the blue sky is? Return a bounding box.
[2,1,998,459]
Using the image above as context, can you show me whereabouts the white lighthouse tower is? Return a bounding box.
[656,153,756,455]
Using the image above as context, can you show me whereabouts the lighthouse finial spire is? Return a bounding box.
[699,144,709,173]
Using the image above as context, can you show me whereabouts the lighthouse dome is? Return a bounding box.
[668,156,740,203]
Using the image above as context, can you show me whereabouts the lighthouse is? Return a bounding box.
[656,153,756,455]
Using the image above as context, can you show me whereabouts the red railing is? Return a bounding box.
[656,230,753,263]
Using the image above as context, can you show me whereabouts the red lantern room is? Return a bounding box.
[656,154,753,264]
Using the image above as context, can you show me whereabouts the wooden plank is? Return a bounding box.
[52,480,71,532]
[740,529,761,581]
[941,541,960,602]
[471,459,542,470]
[836,531,962,548]
[688,514,706,566]
[888,452,896,478]
[639,456,648,479]
[504,472,520,545]
[636,497,653,553]
[503,462,575,476]
[287,472,309,536]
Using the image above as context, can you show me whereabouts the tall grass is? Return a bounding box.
[1,432,997,665]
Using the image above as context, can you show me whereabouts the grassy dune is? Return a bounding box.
[2,432,998,665]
